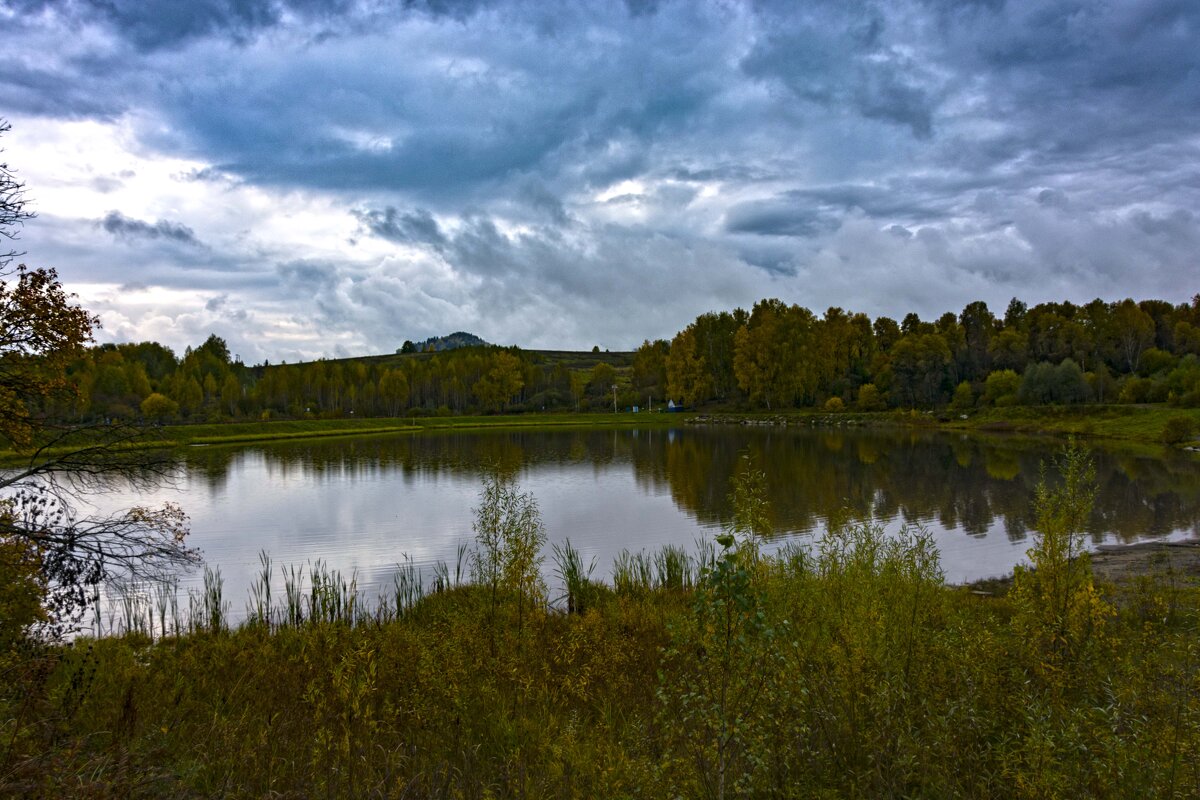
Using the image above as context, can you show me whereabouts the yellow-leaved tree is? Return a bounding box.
[1010,443,1114,692]
[0,119,197,642]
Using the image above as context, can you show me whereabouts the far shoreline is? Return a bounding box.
[3,403,1198,463]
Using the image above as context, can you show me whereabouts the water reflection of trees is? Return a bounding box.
[175,428,1200,545]
[645,428,1200,544]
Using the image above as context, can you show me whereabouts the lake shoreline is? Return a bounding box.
[685,404,1200,449]
[1089,537,1200,584]
[4,405,1197,463]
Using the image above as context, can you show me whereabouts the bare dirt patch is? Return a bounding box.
[1090,538,1200,585]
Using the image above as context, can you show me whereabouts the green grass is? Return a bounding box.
[5,404,1195,468]
[695,404,1200,447]
[0,412,678,463]
[944,403,1200,443]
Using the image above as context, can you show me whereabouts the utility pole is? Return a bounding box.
[611,384,618,413]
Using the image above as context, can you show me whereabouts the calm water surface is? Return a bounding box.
[77,425,1200,618]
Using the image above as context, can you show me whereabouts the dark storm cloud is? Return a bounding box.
[739,5,939,138]
[0,60,126,119]
[943,1,1200,167]
[725,183,955,237]
[84,0,281,50]
[10,0,362,51]
[724,203,840,239]
[3,0,1199,357]
[353,207,446,247]
[98,211,202,245]
[103,2,738,206]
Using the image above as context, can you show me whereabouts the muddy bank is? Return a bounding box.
[1090,538,1200,584]
[965,538,1200,594]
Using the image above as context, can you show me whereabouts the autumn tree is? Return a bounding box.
[0,123,196,637]
[958,300,995,382]
[0,264,196,635]
[1109,298,1155,373]
[378,368,409,416]
[475,350,525,412]
[667,325,712,406]
[890,333,952,407]
[0,266,98,448]
[734,300,790,409]
[140,392,179,422]
[631,339,670,403]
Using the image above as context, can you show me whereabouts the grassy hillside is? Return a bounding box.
[315,347,634,372]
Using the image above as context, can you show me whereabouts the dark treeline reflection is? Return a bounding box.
[178,428,1200,545]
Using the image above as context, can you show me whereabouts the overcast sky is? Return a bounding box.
[2,0,1197,362]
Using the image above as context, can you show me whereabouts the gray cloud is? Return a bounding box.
[724,203,840,239]
[353,207,446,247]
[98,211,201,245]
[2,0,1198,359]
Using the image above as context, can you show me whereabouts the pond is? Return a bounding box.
[72,424,1200,624]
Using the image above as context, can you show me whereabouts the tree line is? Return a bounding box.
[30,294,1198,425]
[660,294,1200,412]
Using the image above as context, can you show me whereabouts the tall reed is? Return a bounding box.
[552,538,597,613]
[613,549,654,595]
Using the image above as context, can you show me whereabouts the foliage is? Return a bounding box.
[139,392,178,421]
[950,380,975,411]
[0,265,98,449]
[855,381,886,411]
[0,123,197,643]
[1018,359,1090,405]
[658,455,777,798]
[1010,444,1113,688]
[1161,415,1197,445]
[983,367,1021,406]
[17,292,1200,426]
[551,537,605,614]
[471,474,547,641]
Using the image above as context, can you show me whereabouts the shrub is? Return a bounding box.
[983,369,1020,406]
[1118,376,1153,404]
[823,396,844,413]
[855,383,886,411]
[139,392,179,422]
[1019,360,1089,405]
[471,475,547,640]
[1160,416,1197,445]
[950,381,974,411]
[1010,444,1112,688]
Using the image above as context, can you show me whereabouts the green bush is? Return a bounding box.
[1160,415,1197,445]
[950,380,975,411]
[983,368,1020,406]
[855,383,886,411]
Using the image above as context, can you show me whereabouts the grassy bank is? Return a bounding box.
[3,526,1198,798]
[945,403,1200,443]
[141,411,673,446]
[0,412,676,463]
[4,405,1195,464]
[692,403,1200,448]
[3,450,1199,797]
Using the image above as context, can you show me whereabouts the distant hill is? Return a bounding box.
[399,331,489,354]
